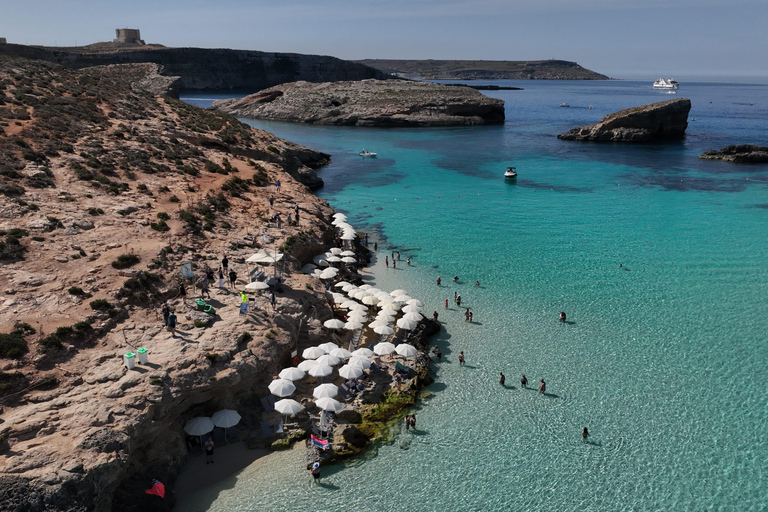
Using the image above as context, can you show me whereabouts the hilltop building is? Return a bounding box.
[0,38,7,44]
[114,29,145,45]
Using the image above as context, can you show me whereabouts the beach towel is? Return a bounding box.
[145,481,165,499]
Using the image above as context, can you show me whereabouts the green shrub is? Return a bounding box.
[90,298,113,311]
[13,322,35,335]
[73,321,92,332]
[87,207,104,216]
[38,334,62,352]
[205,353,217,362]
[150,220,169,232]
[156,212,170,220]
[195,319,210,328]
[111,253,140,269]
[0,332,28,358]
[169,195,180,203]
[68,286,85,295]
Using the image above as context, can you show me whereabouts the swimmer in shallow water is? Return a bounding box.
[453,276,459,282]
[559,312,566,323]
[582,427,590,441]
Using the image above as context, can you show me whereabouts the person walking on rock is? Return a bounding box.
[161,302,170,326]
[168,311,177,337]
[228,269,237,290]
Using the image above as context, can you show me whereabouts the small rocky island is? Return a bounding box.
[558,98,691,142]
[699,145,768,163]
[211,79,505,127]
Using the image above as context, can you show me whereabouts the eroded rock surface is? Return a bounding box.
[558,98,691,142]
[212,79,505,127]
[699,144,768,163]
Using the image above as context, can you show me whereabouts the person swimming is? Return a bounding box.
[559,312,566,322]
[453,276,459,282]
[582,427,590,441]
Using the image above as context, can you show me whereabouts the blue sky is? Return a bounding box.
[2,0,766,78]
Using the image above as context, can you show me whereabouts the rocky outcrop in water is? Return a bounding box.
[211,79,505,127]
[558,98,691,142]
[699,145,768,163]
[355,59,609,80]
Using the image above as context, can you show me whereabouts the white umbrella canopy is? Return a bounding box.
[346,312,368,322]
[330,347,353,359]
[339,365,364,379]
[323,319,346,330]
[341,257,357,264]
[313,383,339,399]
[184,417,214,436]
[308,364,333,378]
[352,347,374,358]
[348,303,368,311]
[268,379,296,397]
[392,294,411,303]
[318,342,339,354]
[331,293,347,304]
[344,320,364,331]
[332,212,347,219]
[340,250,356,257]
[377,310,396,319]
[316,354,341,367]
[349,356,372,370]
[403,312,424,322]
[369,320,390,329]
[315,397,343,412]
[374,325,395,336]
[302,346,326,360]
[395,344,419,358]
[396,317,419,330]
[340,232,357,240]
[375,292,393,301]
[279,367,306,381]
[361,295,380,305]
[406,299,425,307]
[274,398,302,416]
[244,281,270,291]
[381,303,401,312]
[358,284,373,290]
[390,289,408,297]
[211,409,241,428]
[313,256,330,267]
[366,288,382,296]
[340,300,360,310]
[297,359,319,372]
[351,290,368,300]
[329,247,343,255]
[347,309,368,317]
[341,283,357,292]
[334,281,352,288]
[320,269,338,280]
[401,305,423,314]
[326,256,342,263]
[373,342,396,355]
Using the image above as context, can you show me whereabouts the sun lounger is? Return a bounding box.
[260,395,275,412]
[226,426,239,442]
[395,362,409,376]
[260,420,272,436]
[370,362,383,374]
[212,427,226,446]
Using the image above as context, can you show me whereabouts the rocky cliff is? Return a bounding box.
[557,98,691,142]
[355,59,609,80]
[211,79,505,127]
[0,58,341,511]
[0,43,390,93]
[699,144,768,163]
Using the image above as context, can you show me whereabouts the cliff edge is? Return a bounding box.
[699,144,768,163]
[211,79,505,127]
[558,98,691,142]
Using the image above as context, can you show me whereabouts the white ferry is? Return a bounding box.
[653,78,679,89]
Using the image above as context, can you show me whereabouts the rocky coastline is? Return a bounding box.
[210,79,505,127]
[699,144,768,163]
[558,98,691,142]
[355,59,609,80]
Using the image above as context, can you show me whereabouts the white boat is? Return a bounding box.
[359,150,377,157]
[504,167,517,179]
[653,78,679,89]
[560,103,570,107]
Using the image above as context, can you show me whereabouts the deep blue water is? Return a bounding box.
[178,80,768,511]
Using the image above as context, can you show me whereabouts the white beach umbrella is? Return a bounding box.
[211,409,241,428]
[318,342,339,353]
[390,289,408,297]
[334,281,352,288]
[309,364,333,378]
[359,284,373,290]
[402,305,423,314]
[403,312,424,322]
[315,397,343,412]
[347,310,368,319]
[340,232,357,240]
[369,319,390,329]
[377,309,396,318]
[352,347,374,358]
[313,383,339,399]
[339,365,364,379]
[312,269,324,279]
[298,359,319,372]
[348,303,368,311]
[341,257,357,264]
[406,299,425,307]
[392,294,411,303]
[184,417,214,436]
[362,295,380,306]
[320,268,338,279]
[326,255,342,263]
[396,317,419,330]
[302,346,326,360]
[268,379,296,397]
[349,356,372,370]
[344,320,364,331]
[279,367,306,381]
[340,250,356,257]
[376,291,393,301]
[381,303,401,312]
[244,281,270,291]
[351,290,368,300]
[373,342,396,355]
[329,247,343,255]
[374,325,395,336]
[366,288,382,296]
[323,319,346,330]
[330,348,353,359]
[332,213,347,219]
[395,344,418,358]
[341,283,357,292]
[316,354,341,367]
[340,300,361,310]
[301,263,318,274]
[333,294,347,305]
[274,398,302,416]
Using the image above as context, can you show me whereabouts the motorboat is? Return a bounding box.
[359,149,377,157]
[560,103,570,107]
[504,167,518,179]
[653,78,679,89]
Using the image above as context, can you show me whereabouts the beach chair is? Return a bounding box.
[395,362,409,376]
[226,426,240,442]
[274,418,283,434]
[260,420,273,436]
[369,362,383,374]
[212,427,226,447]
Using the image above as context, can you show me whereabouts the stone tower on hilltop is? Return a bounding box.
[114,28,145,45]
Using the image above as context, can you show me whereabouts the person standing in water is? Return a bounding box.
[436,277,441,286]
[559,312,567,323]
[539,379,546,394]
[385,255,389,267]
[458,351,465,366]
[310,462,321,483]
[582,427,590,441]
[521,374,528,388]
[499,372,506,386]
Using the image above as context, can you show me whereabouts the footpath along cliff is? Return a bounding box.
[212,79,505,127]
[558,98,691,142]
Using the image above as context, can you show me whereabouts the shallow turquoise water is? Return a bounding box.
[178,81,768,511]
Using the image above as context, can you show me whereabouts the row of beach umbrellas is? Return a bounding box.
[183,409,241,436]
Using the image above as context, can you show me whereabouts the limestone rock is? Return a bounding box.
[212,79,505,127]
[558,98,691,142]
[699,144,768,163]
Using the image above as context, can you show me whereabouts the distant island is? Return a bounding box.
[354,59,609,80]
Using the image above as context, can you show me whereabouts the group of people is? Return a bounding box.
[161,302,178,337]
[403,414,417,430]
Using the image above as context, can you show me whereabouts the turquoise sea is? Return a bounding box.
[179,80,768,511]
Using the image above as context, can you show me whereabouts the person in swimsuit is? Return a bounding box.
[310,463,320,482]
[433,345,442,359]
[458,351,465,366]
[521,374,528,388]
[559,312,566,323]
[582,427,590,441]
[453,276,459,282]
[499,372,506,386]
[436,277,441,286]
[539,379,546,394]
